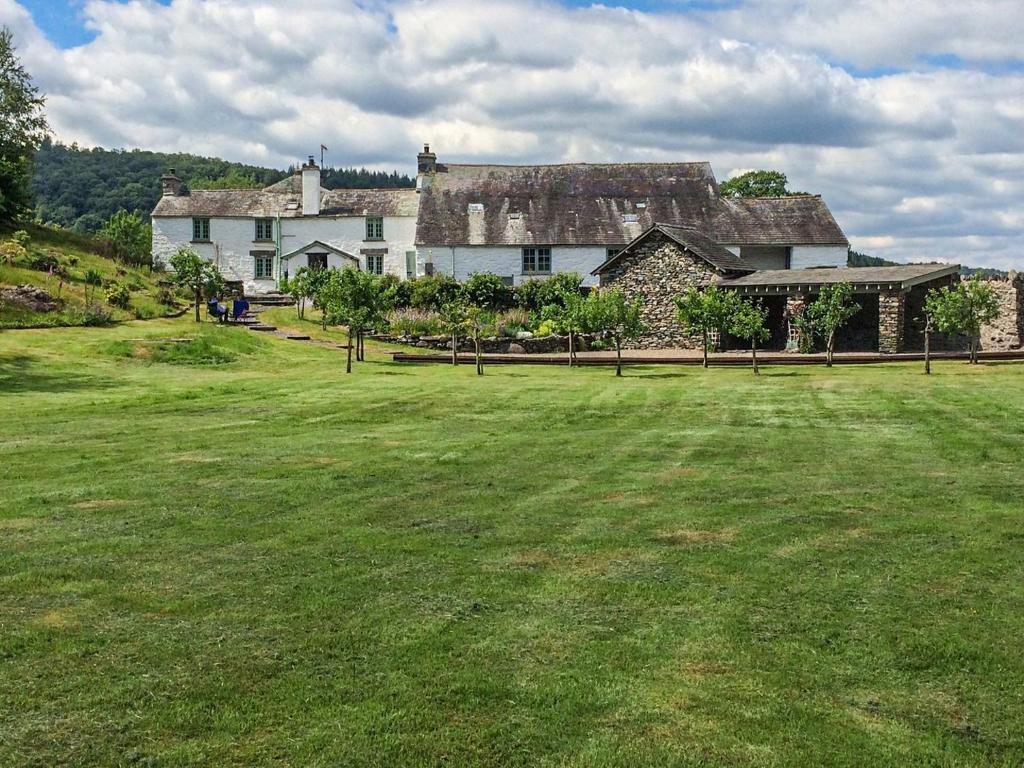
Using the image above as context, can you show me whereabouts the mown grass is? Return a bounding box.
[1,318,1023,767]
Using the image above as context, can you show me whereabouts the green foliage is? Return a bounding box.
[514,272,583,311]
[66,302,113,326]
[0,235,26,264]
[719,170,805,199]
[462,272,514,311]
[318,267,391,332]
[378,273,413,309]
[728,300,770,344]
[536,319,556,337]
[387,308,442,337]
[805,283,859,339]
[105,281,131,309]
[925,276,1001,362]
[105,328,266,365]
[285,267,317,318]
[28,249,59,272]
[409,274,461,311]
[169,247,223,320]
[100,209,151,267]
[847,249,896,268]
[675,285,736,348]
[31,142,413,233]
[0,28,49,224]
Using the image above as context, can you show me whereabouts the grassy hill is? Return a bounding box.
[1,320,1023,765]
[0,224,181,329]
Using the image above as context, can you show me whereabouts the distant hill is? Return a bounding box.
[31,141,415,233]
[848,249,1007,278]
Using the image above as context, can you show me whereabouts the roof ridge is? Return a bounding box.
[443,161,712,169]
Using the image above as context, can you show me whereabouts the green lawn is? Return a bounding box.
[2,320,1023,767]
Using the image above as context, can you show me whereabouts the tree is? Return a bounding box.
[318,268,388,373]
[588,290,646,377]
[719,170,804,199]
[463,272,513,311]
[285,267,315,319]
[84,268,103,304]
[438,299,470,366]
[925,276,1001,365]
[674,284,736,368]
[0,27,49,225]
[169,246,223,322]
[556,293,590,367]
[465,306,489,375]
[101,210,151,268]
[728,299,770,375]
[805,283,859,367]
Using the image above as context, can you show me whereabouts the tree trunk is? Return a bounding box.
[752,337,759,376]
[194,287,201,322]
[568,329,574,367]
[346,328,353,374]
[475,335,483,376]
[970,337,978,364]
[358,331,364,362]
[702,330,708,368]
[924,323,931,375]
[826,330,835,367]
[615,337,622,377]
[452,333,458,365]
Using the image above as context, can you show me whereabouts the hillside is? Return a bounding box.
[31,141,415,233]
[0,224,181,328]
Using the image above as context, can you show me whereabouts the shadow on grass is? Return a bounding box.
[0,354,113,394]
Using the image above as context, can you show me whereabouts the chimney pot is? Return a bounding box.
[301,158,321,216]
[160,169,184,197]
[417,143,437,175]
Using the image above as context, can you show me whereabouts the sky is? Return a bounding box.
[7,0,1024,268]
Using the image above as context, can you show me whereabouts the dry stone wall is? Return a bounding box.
[980,273,1023,350]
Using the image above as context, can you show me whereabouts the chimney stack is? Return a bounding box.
[160,168,184,197]
[417,143,437,174]
[301,155,321,216]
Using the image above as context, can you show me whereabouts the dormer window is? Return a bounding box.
[508,212,522,220]
[468,203,484,213]
[622,213,639,224]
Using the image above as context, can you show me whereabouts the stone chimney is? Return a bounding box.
[301,156,321,216]
[160,169,184,197]
[417,143,437,174]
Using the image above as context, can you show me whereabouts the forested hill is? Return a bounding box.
[31,141,415,233]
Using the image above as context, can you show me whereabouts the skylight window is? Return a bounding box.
[468,203,484,213]
[623,213,639,223]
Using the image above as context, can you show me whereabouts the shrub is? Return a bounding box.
[73,303,114,326]
[387,308,442,336]
[409,274,461,311]
[514,272,583,311]
[156,287,178,307]
[498,308,531,336]
[0,239,27,265]
[379,273,413,309]
[29,250,60,272]
[105,282,131,309]
[463,272,514,311]
[536,319,556,337]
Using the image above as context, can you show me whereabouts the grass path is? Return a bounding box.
[1,319,1023,766]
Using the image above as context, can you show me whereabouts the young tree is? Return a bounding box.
[728,299,771,375]
[169,246,223,322]
[559,293,588,367]
[84,268,103,304]
[438,299,470,366]
[286,267,313,319]
[719,170,805,199]
[805,282,859,367]
[101,210,151,268]
[587,290,646,377]
[465,306,489,375]
[674,284,735,368]
[0,27,49,225]
[925,276,1001,365]
[319,268,387,373]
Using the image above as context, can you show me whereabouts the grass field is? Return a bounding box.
[2,319,1023,766]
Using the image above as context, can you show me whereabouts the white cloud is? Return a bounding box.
[1,0,1023,269]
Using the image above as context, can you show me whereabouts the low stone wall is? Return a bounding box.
[980,273,1023,350]
[377,333,603,354]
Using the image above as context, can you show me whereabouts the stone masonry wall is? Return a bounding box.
[599,231,718,348]
[980,273,1023,351]
[878,289,906,353]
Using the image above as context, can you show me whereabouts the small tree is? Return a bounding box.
[84,268,103,304]
[587,290,645,376]
[438,299,470,366]
[101,210,151,268]
[169,246,222,322]
[805,282,859,367]
[319,268,387,373]
[286,267,314,319]
[0,28,49,225]
[728,299,770,375]
[925,276,1000,365]
[674,284,735,368]
[463,272,513,312]
[465,306,489,375]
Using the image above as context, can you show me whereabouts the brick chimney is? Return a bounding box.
[301,156,321,216]
[160,169,184,197]
[417,143,437,174]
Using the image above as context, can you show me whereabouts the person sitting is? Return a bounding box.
[207,298,228,323]
[232,298,250,321]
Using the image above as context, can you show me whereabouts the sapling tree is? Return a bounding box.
[169,246,223,322]
[728,299,770,375]
[465,306,489,375]
[674,284,735,368]
[438,298,470,366]
[925,276,1000,365]
[287,267,313,319]
[589,290,645,377]
[805,282,858,367]
[318,267,386,373]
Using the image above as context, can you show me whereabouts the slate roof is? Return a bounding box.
[280,240,359,262]
[152,175,418,218]
[415,162,847,247]
[594,223,755,275]
[720,263,960,291]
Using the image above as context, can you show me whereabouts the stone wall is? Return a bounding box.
[599,231,718,348]
[377,333,601,354]
[980,273,1023,350]
[878,289,905,353]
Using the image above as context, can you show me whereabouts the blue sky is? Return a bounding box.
[7,0,1024,268]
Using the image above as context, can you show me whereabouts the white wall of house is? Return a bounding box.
[418,245,612,287]
[153,214,418,295]
[791,245,848,269]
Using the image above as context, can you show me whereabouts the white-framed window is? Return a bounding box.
[192,217,210,241]
[255,218,273,241]
[365,216,384,240]
[254,253,274,279]
[366,254,384,275]
[522,247,551,274]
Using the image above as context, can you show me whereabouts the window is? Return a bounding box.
[254,253,274,279]
[255,218,273,241]
[366,254,384,275]
[192,217,210,241]
[365,216,384,240]
[307,253,327,271]
[405,250,417,279]
[522,247,551,274]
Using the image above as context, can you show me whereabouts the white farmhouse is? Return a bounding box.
[152,157,419,295]
[151,145,849,295]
